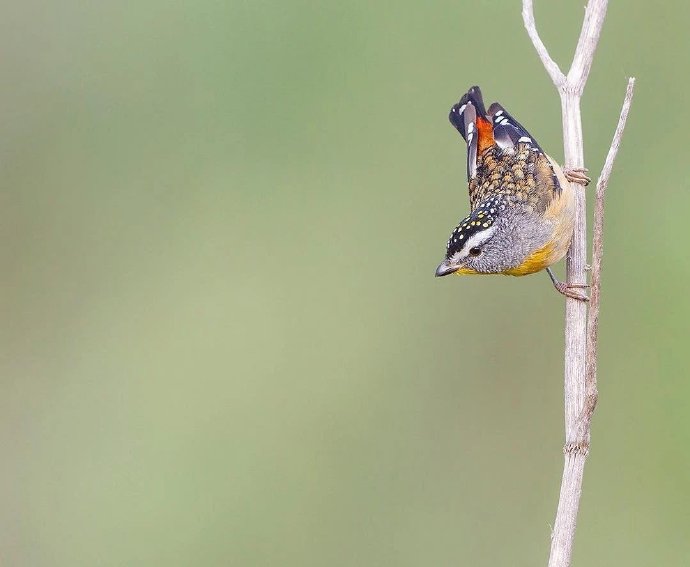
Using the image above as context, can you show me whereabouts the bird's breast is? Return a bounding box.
[502,240,558,276]
[502,183,576,277]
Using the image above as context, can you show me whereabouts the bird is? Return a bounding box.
[434,86,590,300]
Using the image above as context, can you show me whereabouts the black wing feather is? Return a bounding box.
[487,102,543,152]
[449,86,487,180]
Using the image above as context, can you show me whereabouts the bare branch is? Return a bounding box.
[522,0,565,86]
[567,0,609,92]
[582,78,636,429]
[593,79,636,221]
[520,2,635,567]
[549,76,635,567]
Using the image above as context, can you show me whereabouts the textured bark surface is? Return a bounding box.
[521,2,635,566]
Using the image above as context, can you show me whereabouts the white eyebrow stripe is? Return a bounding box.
[449,225,498,263]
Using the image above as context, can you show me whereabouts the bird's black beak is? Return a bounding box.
[435,260,459,277]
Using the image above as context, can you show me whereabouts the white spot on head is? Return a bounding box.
[448,224,498,264]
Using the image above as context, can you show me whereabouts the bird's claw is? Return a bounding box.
[563,167,591,186]
[554,281,590,302]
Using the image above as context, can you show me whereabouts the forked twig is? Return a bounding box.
[521,2,635,566]
[521,0,565,86]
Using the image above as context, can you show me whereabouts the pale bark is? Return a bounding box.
[521,2,635,566]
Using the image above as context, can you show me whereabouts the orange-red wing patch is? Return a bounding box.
[475,116,495,155]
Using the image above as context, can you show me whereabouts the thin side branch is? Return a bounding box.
[582,78,636,429]
[521,0,565,86]
[521,2,634,567]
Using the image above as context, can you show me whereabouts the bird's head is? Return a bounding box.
[435,198,521,277]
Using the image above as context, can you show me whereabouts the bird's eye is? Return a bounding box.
[469,247,481,257]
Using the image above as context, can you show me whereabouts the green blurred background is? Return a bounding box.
[2,0,689,564]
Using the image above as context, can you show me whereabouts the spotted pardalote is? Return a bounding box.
[435,86,589,300]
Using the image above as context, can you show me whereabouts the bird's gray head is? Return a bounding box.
[435,197,545,276]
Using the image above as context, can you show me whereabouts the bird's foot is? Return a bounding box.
[553,281,590,302]
[546,267,589,301]
[563,167,591,186]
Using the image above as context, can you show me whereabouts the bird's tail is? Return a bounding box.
[448,86,495,180]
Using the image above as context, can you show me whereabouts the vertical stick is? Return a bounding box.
[583,78,636,431]
[521,2,634,566]
[549,91,590,567]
